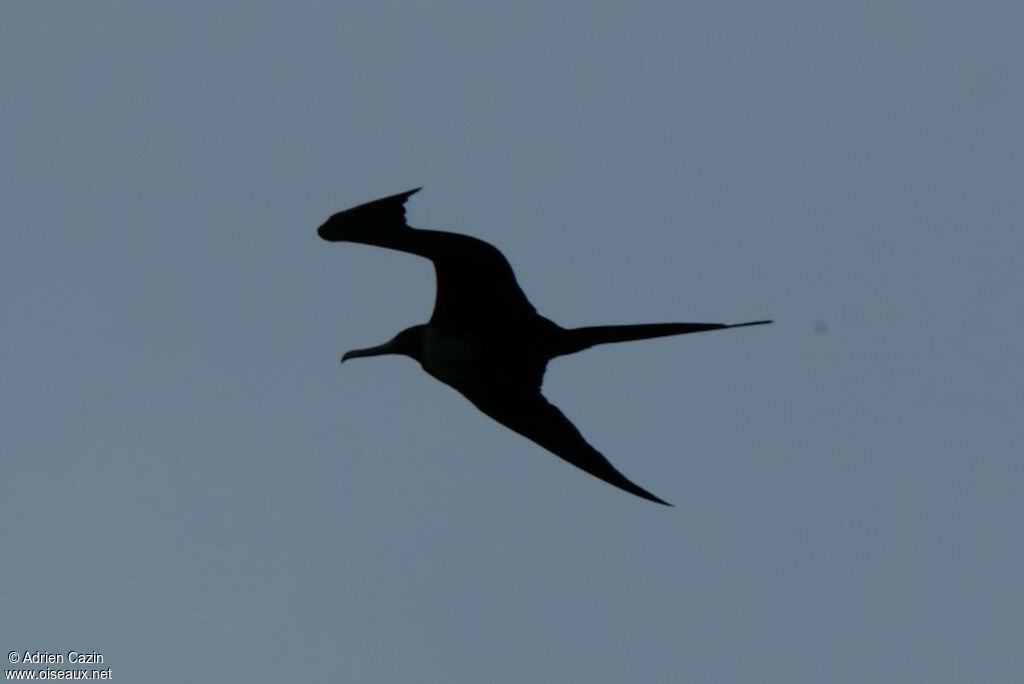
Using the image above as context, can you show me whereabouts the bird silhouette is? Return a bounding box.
[318,188,770,505]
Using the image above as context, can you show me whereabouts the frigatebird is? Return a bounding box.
[318,188,770,505]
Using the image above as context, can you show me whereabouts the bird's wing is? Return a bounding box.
[317,188,538,333]
[466,390,671,505]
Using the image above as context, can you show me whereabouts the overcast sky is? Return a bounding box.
[3,2,1023,682]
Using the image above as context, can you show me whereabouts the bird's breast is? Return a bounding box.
[420,328,542,393]
[422,330,485,375]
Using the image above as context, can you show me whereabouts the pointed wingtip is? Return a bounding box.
[641,491,673,506]
[614,477,672,506]
[370,186,421,204]
[318,187,424,242]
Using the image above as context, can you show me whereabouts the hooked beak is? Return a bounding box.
[340,339,400,363]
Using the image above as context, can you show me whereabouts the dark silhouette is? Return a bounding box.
[318,188,771,505]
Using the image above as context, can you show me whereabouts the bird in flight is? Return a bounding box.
[318,188,770,505]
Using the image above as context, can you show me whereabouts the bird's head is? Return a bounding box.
[341,325,426,363]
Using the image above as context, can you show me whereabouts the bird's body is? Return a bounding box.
[319,188,770,505]
[422,327,545,392]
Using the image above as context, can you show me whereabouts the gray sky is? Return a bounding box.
[3,2,1023,682]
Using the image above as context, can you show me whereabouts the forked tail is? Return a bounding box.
[554,319,771,357]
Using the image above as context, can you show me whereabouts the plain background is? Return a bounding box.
[3,2,1022,682]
